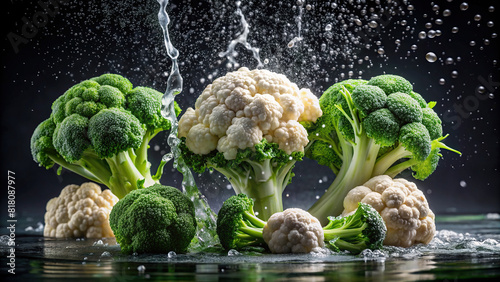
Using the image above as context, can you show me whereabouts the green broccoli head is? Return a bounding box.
[367,74,413,95]
[305,74,461,223]
[216,194,266,250]
[31,73,182,199]
[323,202,386,254]
[109,184,196,254]
[30,117,58,169]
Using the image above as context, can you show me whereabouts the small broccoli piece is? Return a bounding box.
[323,202,386,254]
[216,194,266,250]
[109,184,196,254]
[305,74,461,224]
[31,74,181,199]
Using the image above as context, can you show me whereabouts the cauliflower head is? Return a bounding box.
[263,208,324,253]
[178,67,322,159]
[342,175,435,247]
[44,182,118,238]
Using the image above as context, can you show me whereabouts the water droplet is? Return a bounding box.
[484,39,490,45]
[452,26,459,33]
[488,6,495,13]
[305,4,312,10]
[460,180,467,187]
[419,31,427,39]
[425,22,433,29]
[474,14,482,21]
[428,30,436,38]
[368,20,378,28]
[426,52,438,62]
[488,93,495,99]
[451,70,459,78]
[443,9,451,17]
[407,5,414,11]
[411,44,418,50]
[477,85,485,94]
[228,249,241,256]
[137,265,146,273]
[460,3,469,11]
[400,20,407,26]
[470,40,476,46]
[435,19,443,25]
[487,21,494,28]
[168,251,177,258]
[445,57,454,65]
[439,78,446,85]
[325,24,332,31]
[377,48,385,55]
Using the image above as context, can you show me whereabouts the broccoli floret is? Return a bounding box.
[181,138,302,220]
[31,74,181,199]
[306,74,461,224]
[109,184,196,254]
[216,194,266,250]
[323,202,386,254]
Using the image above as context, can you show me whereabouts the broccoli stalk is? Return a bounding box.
[305,75,461,224]
[31,74,181,199]
[181,138,302,220]
[216,193,266,250]
[323,202,386,254]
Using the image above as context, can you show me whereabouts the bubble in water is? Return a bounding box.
[451,70,458,78]
[419,31,427,39]
[411,44,418,50]
[400,20,407,26]
[325,24,332,31]
[439,78,446,85]
[435,19,443,25]
[425,22,432,29]
[489,93,495,99]
[484,39,490,45]
[489,6,495,13]
[425,52,438,62]
[487,21,494,28]
[470,40,476,46]
[460,3,469,11]
[460,180,467,187]
[368,20,378,28]
[377,48,385,55]
[474,14,482,21]
[443,9,451,17]
[428,30,436,38]
[445,57,454,65]
[452,27,459,33]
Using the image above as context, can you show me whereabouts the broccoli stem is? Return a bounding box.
[323,222,368,241]
[106,150,158,199]
[308,134,380,225]
[372,143,411,177]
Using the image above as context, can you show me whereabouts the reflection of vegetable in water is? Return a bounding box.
[30,74,181,199]
[342,175,436,248]
[303,74,461,224]
[44,182,118,238]
[178,67,323,220]
[109,184,196,254]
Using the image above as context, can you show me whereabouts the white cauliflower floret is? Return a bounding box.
[178,67,322,159]
[262,208,324,253]
[342,175,436,248]
[44,182,118,238]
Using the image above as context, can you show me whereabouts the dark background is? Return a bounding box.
[1,0,499,224]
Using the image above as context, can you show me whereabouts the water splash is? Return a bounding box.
[287,0,305,48]
[156,0,218,250]
[218,1,263,69]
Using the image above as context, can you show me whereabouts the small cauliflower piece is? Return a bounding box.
[44,182,118,238]
[263,208,324,253]
[342,175,435,248]
[178,67,322,160]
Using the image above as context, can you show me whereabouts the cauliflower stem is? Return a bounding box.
[181,138,302,220]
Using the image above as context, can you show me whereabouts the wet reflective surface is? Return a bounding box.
[2,215,499,281]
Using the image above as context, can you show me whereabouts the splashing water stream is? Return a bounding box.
[218,1,263,68]
[156,0,218,250]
